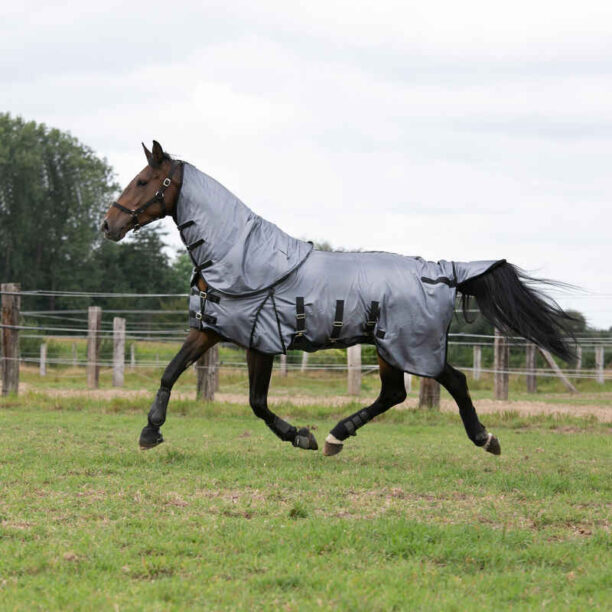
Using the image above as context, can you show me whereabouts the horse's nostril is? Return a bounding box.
[101,219,109,233]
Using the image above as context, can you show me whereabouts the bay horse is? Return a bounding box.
[101,141,575,457]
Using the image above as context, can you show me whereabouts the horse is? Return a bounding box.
[101,141,576,457]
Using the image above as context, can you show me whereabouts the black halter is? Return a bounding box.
[112,160,183,231]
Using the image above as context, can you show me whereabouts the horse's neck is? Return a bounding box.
[176,163,312,295]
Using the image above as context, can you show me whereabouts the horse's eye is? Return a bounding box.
[137,179,148,187]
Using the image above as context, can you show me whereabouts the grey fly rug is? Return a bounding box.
[177,163,500,377]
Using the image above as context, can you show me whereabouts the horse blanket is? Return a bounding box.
[177,163,500,377]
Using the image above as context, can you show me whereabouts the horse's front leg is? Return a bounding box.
[247,349,318,450]
[139,328,220,449]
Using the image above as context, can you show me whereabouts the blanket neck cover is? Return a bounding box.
[177,162,500,377]
[176,163,313,296]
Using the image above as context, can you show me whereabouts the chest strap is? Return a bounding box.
[187,238,205,251]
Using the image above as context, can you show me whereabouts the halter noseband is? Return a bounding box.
[112,160,183,231]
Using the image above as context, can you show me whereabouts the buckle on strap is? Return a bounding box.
[199,290,220,304]
[295,297,306,335]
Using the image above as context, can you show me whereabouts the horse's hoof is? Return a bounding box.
[293,428,318,451]
[483,433,501,456]
[323,441,344,456]
[139,426,164,450]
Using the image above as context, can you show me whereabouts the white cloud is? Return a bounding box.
[2,0,611,328]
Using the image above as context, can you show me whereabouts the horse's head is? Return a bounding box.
[101,140,182,241]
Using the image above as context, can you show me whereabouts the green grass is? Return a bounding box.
[0,392,610,610]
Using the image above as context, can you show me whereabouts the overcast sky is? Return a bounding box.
[2,0,611,328]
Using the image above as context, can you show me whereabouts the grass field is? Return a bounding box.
[1,372,611,610]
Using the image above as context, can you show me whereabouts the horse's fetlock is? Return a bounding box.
[292,427,318,450]
[148,387,170,428]
[472,429,489,447]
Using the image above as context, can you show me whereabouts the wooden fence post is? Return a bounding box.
[404,372,412,393]
[525,343,537,393]
[87,306,102,389]
[595,346,604,384]
[347,345,361,395]
[279,353,287,377]
[1,283,20,396]
[538,348,579,393]
[40,342,47,377]
[196,345,219,401]
[113,317,125,387]
[575,346,582,371]
[473,345,481,381]
[418,378,440,409]
[494,329,509,400]
[301,351,309,372]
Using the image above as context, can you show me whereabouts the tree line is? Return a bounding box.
[0,113,192,314]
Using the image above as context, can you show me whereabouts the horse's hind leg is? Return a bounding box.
[139,329,220,449]
[247,349,318,450]
[323,354,406,456]
[435,362,501,455]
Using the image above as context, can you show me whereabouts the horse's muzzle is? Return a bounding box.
[100,218,124,242]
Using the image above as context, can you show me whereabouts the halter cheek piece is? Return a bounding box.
[112,161,182,231]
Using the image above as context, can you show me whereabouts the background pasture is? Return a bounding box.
[1,365,610,610]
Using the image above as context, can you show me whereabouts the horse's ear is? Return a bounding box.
[142,142,154,166]
[151,140,165,167]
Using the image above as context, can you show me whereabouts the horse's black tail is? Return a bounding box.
[457,261,577,363]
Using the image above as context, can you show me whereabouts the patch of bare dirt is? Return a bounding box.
[217,393,612,422]
[7,383,612,421]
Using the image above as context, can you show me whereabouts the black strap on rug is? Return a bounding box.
[294,297,306,340]
[187,238,205,252]
[329,300,344,343]
[365,300,379,334]
[177,220,195,232]
[194,260,213,273]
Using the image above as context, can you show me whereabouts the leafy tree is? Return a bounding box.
[0,114,118,303]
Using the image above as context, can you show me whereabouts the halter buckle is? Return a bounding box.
[162,178,171,188]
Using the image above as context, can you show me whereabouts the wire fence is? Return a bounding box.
[2,286,611,385]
